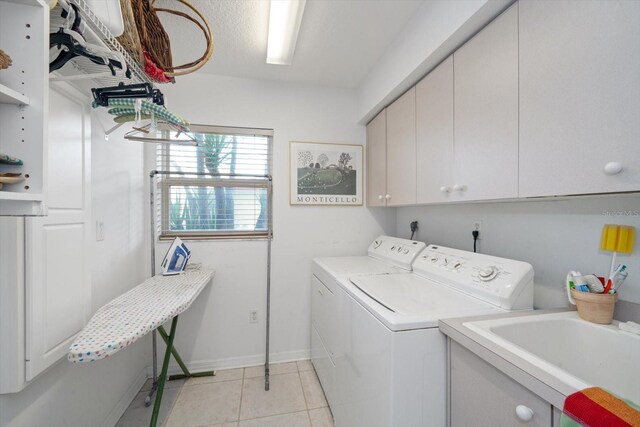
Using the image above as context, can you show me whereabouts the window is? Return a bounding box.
[157,125,273,239]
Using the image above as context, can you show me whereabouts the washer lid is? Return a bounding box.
[349,273,500,320]
[313,256,409,278]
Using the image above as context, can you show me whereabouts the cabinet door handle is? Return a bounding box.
[453,184,467,192]
[604,162,623,175]
[515,405,534,422]
[385,194,391,200]
[378,195,384,200]
[440,186,451,193]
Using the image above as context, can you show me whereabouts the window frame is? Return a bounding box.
[157,124,273,241]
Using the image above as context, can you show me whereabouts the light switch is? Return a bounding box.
[96,221,105,241]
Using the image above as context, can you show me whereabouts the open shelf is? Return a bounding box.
[0,191,42,201]
[0,83,30,106]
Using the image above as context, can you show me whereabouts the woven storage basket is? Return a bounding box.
[571,289,618,324]
[154,0,213,77]
[132,0,174,74]
[116,0,144,65]
[0,49,12,70]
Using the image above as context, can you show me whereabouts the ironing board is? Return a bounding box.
[68,269,215,427]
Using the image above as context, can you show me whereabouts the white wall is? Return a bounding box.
[0,110,148,427]
[356,0,513,123]
[150,74,395,370]
[396,195,640,309]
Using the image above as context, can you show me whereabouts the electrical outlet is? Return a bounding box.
[249,310,258,324]
[96,221,105,241]
[473,221,482,235]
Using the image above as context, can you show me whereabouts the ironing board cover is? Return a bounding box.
[68,269,214,363]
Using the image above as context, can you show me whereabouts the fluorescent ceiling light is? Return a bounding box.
[266,0,307,65]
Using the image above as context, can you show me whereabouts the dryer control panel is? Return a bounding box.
[413,245,534,310]
[367,235,427,271]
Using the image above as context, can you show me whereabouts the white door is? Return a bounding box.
[25,88,91,380]
[519,0,640,197]
[453,4,519,201]
[386,87,416,206]
[416,55,454,204]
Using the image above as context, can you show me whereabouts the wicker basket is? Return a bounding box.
[154,0,213,77]
[571,289,618,324]
[131,0,174,74]
[116,0,145,65]
[0,49,12,70]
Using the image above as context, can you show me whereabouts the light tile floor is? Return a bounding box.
[117,360,334,427]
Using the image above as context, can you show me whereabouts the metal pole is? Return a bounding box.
[145,171,158,407]
[265,177,273,391]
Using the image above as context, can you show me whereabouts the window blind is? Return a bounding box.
[156,125,273,239]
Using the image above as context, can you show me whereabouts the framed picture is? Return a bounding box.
[289,141,363,206]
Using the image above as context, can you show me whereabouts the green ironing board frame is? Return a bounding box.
[148,317,214,427]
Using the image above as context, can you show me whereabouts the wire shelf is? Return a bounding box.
[49,0,160,88]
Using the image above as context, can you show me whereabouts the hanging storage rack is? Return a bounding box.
[49,0,160,90]
[146,170,274,405]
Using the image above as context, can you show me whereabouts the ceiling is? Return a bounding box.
[157,0,424,89]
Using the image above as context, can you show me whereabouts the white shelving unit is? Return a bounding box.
[0,83,30,106]
[0,0,153,216]
[0,0,48,216]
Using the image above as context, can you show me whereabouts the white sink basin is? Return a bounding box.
[464,311,640,402]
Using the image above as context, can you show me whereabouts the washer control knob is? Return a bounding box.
[479,266,498,281]
[403,249,409,254]
[390,245,396,251]
[452,262,462,270]
[373,240,382,249]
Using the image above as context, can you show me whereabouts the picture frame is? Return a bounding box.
[289,141,363,206]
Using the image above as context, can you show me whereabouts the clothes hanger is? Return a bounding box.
[49,3,131,77]
[91,82,164,107]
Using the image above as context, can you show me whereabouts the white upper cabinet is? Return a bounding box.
[366,109,387,207]
[519,0,640,197]
[416,56,454,204]
[453,4,519,201]
[386,87,417,206]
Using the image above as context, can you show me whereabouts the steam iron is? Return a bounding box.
[161,237,191,276]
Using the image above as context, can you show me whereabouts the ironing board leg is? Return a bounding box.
[157,325,215,380]
[149,316,179,427]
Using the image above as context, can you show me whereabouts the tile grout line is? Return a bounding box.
[237,367,246,424]
[297,369,311,411]
[237,409,310,424]
[164,381,185,427]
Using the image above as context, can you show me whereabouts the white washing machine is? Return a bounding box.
[315,244,534,427]
[311,236,426,421]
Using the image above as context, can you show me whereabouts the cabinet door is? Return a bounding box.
[25,88,91,381]
[416,56,454,204]
[366,109,387,206]
[519,0,640,197]
[450,342,552,427]
[453,4,519,201]
[386,87,417,206]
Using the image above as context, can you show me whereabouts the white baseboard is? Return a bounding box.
[101,366,148,427]
[146,349,312,377]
